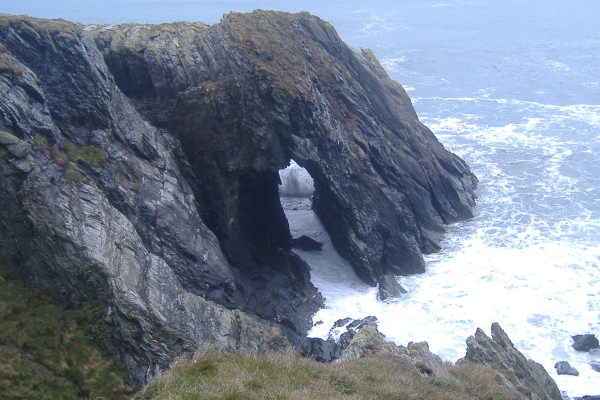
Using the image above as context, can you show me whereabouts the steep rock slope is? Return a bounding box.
[461,323,562,400]
[88,10,477,289]
[0,10,477,385]
[0,15,311,386]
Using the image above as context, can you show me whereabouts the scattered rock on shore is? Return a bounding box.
[554,361,579,376]
[572,334,599,352]
[292,235,323,251]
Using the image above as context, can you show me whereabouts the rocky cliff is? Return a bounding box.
[0,11,476,385]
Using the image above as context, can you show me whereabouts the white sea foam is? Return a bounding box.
[545,59,571,72]
[285,95,600,397]
[380,57,408,71]
[292,203,600,397]
[279,160,314,197]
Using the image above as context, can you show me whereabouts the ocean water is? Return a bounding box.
[4,0,599,396]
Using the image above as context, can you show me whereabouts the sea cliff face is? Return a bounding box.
[0,11,476,384]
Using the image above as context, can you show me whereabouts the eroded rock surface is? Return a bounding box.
[1,10,476,385]
[0,14,307,385]
[333,321,562,400]
[461,322,562,400]
[87,10,477,289]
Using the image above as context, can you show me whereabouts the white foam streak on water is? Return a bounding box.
[283,94,600,397]
[291,204,600,397]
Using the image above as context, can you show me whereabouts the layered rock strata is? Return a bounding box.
[0,11,476,384]
[337,321,562,400]
[87,10,477,286]
[461,322,562,400]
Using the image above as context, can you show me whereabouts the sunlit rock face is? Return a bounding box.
[0,10,475,385]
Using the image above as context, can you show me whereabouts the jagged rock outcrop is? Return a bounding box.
[460,322,562,400]
[0,10,476,385]
[333,321,562,399]
[0,14,311,386]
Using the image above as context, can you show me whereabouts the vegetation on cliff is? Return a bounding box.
[136,347,512,400]
[0,263,132,400]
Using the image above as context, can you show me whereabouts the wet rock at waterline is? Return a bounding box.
[292,235,323,251]
[554,361,579,376]
[572,334,600,352]
[378,274,408,300]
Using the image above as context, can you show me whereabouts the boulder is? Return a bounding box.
[572,334,600,352]
[554,361,579,376]
[292,235,323,251]
[339,324,385,360]
[378,274,408,300]
[301,337,341,362]
[406,341,454,381]
[591,361,600,373]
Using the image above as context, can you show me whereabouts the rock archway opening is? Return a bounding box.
[279,160,315,199]
[278,160,322,252]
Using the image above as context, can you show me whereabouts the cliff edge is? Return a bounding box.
[0,11,476,385]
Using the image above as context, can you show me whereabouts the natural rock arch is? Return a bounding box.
[90,10,476,296]
[1,10,476,385]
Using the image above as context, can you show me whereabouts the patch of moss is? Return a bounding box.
[0,44,23,78]
[64,141,107,168]
[0,263,132,400]
[62,165,86,183]
[33,135,107,184]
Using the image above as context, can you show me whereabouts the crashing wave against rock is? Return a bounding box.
[0,11,476,384]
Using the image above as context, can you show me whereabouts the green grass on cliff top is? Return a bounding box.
[0,263,132,400]
[136,348,512,400]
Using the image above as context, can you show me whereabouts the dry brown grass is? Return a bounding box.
[448,361,514,400]
[136,348,515,400]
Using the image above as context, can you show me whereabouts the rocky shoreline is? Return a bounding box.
[0,10,477,385]
[3,11,589,400]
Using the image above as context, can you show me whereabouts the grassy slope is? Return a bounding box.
[0,261,514,400]
[0,263,133,400]
[137,348,513,400]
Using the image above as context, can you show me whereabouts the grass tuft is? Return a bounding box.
[448,361,513,400]
[32,135,107,183]
[0,262,132,400]
[136,347,515,400]
[64,141,107,168]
